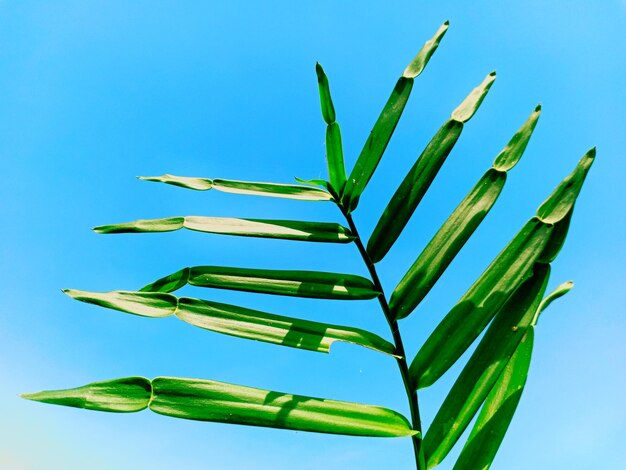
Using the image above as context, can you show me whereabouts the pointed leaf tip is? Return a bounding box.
[493,105,542,171]
[451,72,497,123]
[403,21,450,78]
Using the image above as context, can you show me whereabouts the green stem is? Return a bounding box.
[338,204,424,469]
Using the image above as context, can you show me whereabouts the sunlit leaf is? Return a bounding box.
[139,175,332,201]
[24,376,418,438]
[140,266,380,300]
[451,72,496,123]
[63,289,398,356]
[94,216,352,243]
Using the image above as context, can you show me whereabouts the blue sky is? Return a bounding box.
[1,1,624,469]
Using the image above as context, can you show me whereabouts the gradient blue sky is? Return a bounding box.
[1,1,624,469]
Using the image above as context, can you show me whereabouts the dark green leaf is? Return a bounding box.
[326,122,347,192]
[139,175,332,201]
[366,120,463,263]
[140,266,380,300]
[390,169,506,318]
[408,218,552,389]
[63,289,398,356]
[24,376,418,438]
[316,62,336,124]
[21,377,151,413]
[94,216,353,243]
[423,264,549,467]
[452,330,534,470]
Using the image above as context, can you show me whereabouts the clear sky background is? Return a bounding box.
[1,1,624,469]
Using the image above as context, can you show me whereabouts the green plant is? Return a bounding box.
[23,21,594,469]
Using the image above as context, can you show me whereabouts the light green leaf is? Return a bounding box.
[366,120,463,263]
[294,177,329,189]
[532,280,573,326]
[24,376,418,438]
[537,147,595,224]
[316,62,336,125]
[21,377,151,413]
[94,216,353,243]
[63,289,398,356]
[390,169,506,318]
[451,72,497,123]
[139,175,332,201]
[342,22,449,211]
[403,21,449,78]
[140,266,380,300]
[452,330,534,470]
[493,105,542,171]
[423,264,549,468]
[408,217,552,389]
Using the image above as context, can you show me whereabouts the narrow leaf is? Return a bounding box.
[452,330,534,470]
[532,280,573,326]
[493,105,542,171]
[451,72,497,123]
[326,122,347,192]
[94,216,353,244]
[139,175,332,201]
[140,266,380,300]
[409,217,552,389]
[403,21,450,78]
[390,169,506,318]
[366,120,463,263]
[316,62,336,124]
[25,376,418,438]
[423,264,549,467]
[342,21,449,211]
[63,289,398,357]
[22,377,151,413]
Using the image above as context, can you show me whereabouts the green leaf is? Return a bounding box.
[532,280,573,326]
[403,21,449,78]
[537,147,595,224]
[423,264,550,468]
[63,289,398,356]
[452,330,534,470]
[294,177,329,189]
[140,266,381,300]
[139,175,332,201]
[21,377,151,413]
[325,122,347,192]
[493,105,542,171]
[24,376,418,438]
[342,22,449,211]
[451,72,497,123]
[367,73,500,263]
[315,62,336,125]
[94,216,353,243]
[389,105,542,317]
[390,169,506,318]
[408,217,552,389]
[366,120,463,263]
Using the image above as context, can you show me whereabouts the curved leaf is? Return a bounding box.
[24,376,418,438]
[140,266,380,300]
[94,216,353,243]
[532,280,573,326]
[139,175,332,201]
[493,105,542,171]
[390,169,506,318]
[342,22,449,211]
[451,72,496,123]
[423,264,549,468]
[63,289,398,357]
